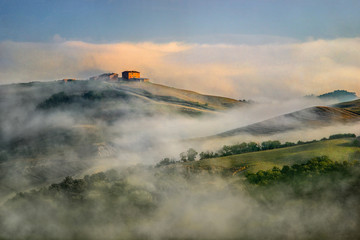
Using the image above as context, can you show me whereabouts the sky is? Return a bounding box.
[0,0,360,100]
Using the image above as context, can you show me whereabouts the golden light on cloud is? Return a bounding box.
[0,38,359,100]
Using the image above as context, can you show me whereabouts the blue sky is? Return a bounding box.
[1,0,360,99]
[1,0,360,43]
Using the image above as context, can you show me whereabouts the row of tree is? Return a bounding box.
[155,133,357,167]
[245,156,359,185]
[199,133,357,160]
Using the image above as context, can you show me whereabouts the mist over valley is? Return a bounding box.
[1,1,360,238]
[0,74,360,239]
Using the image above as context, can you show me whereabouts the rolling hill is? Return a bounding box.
[215,100,360,137]
[108,81,243,111]
[334,99,360,115]
[0,78,359,200]
[0,79,246,199]
[0,80,245,118]
[34,80,245,116]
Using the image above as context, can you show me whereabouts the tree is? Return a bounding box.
[261,140,281,150]
[353,138,360,147]
[187,148,198,161]
[180,152,187,162]
[218,145,232,156]
[247,142,260,152]
[199,151,217,160]
[156,157,175,167]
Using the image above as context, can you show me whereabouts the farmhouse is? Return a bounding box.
[122,71,140,79]
[122,71,149,82]
[88,71,149,82]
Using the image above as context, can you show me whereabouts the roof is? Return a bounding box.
[122,71,140,73]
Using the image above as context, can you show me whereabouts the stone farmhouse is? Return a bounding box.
[122,71,140,79]
[121,71,149,82]
[88,71,149,82]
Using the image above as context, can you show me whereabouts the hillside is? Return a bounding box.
[186,138,360,173]
[334,99,360,115]
[0,79,246,199]
[215,102,360,137]
[110,81,242,111]
[34,80,245,116]
[0,80,245,116]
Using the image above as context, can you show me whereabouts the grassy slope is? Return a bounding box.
[189,138,360,173]
[215,105,360,137]
[0,80,245,116]
[334,99,360,115]
[108,81,244,112]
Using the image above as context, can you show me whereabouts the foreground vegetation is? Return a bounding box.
[1,132,360,239]
[2,152,360,239]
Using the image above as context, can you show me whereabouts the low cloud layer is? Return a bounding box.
[1,37,360,100]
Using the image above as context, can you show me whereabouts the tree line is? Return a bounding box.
[155,133,357,167]
[245,155,359,185]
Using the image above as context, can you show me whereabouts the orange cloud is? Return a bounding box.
[0,38,359,100]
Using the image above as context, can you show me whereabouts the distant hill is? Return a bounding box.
[317,90,358,102]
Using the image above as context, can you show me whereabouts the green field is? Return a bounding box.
[189,138,360,173]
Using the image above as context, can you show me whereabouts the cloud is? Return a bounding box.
[0,37,360,100]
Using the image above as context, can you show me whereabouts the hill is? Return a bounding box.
[215,100,360,137]
[0,80,245,117]
[111,81,243,111]
[318,90,358,102]
[186,138,360,173]
[0,79,245,198]
[29,80,244,116]
[334,99,360,115]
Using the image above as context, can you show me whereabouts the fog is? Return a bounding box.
[0,80,359,239]
[1,162,360,239]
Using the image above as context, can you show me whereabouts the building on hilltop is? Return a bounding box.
[88,71,149,82]
[90,73,119,81]
[122,71,140,79]
[122,71,149,82]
